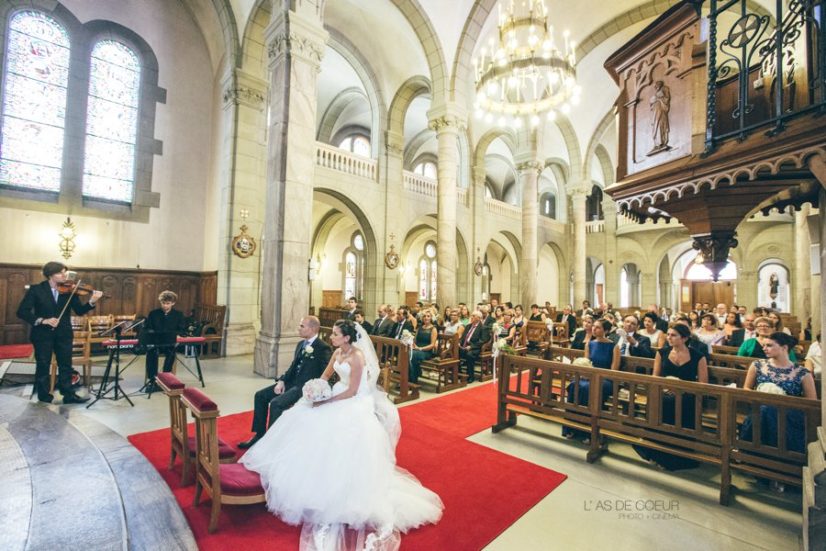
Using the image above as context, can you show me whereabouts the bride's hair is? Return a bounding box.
[334,319,359,343]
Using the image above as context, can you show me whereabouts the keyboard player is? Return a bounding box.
[144,290,184,391]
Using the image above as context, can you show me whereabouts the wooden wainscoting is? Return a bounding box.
[0,263,217,345]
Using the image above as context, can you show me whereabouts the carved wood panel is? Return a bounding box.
[0,264,218,345]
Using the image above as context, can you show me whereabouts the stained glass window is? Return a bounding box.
[430,259,437,301]
[419,259,428,300]
[0,11,70,192]
[344,251,357,300]
[82,40,141,202]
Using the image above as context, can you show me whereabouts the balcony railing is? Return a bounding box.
[585,220,605,233]
[485,198,521,217]
[705,0,826,151]
[315,142,377,181]
[403,171,437,197]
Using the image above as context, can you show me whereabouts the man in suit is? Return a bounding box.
[575,300,592,319]
[16,261,102,403]
[353,309,373,334]
[459,310,489,383]
[612,315,655,358]
[143,290,185,391]
[345,297,358,320]
[372,304,394,336]
[238,315,332,448]
[390,306,415,340]
[481,304,494,329]
[555,304,577,336]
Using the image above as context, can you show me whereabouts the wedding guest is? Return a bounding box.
[740,332,816,454]
[614,315,655,358]
[353,310,373,334]
[741,313,757,341]
[391,305,415,340]
[238,316,332,448]
[634,324,708,470]
[498,309,517,344]
[458,303,471,326]
[409,311,437,384]
[804,333,821,377]
[555,304,577,337]
[345,296,358,320]
[513,305,525,329]
[694,313,724,354]
[529,304,544,322]
[737,317,796,361]
[372,304,394,336]
[714,303,728,327]
[570,315,594,350]
[563,319,619,440]
[767,311,791,335]
[459,311,489,383]
[687,311,701,331]
[641,311,666,348]
[443,309,465,339]
[722,311,745,347]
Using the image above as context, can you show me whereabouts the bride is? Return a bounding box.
[240,319,443,550]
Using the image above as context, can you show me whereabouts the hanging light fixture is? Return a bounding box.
[58,217,77,260]
[473,0,580,126]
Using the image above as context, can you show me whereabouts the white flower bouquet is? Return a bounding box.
[756,382,787,395]
[400,329,414,347]
[302,378,332,402]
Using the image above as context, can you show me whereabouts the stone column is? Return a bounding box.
[254,5,328,377]
[379,131,405,306]
[640,272,656,308]
[570,188,588,304]
[470,165,487,304]
[602,197,619,305]
[218,68,268,356]
[795,205,812,324]
[737,269,758,311]
[516,160,541,307]
[428,106,464,309]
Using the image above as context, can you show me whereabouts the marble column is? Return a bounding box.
[470,165,487,304]
[516,160,540,307]
[379,131,405,306]
[570,188,588,304]
[428,107,463,309]
[794,205,812,325]
[218,68,268,356]
[602,197,619,305]
[254,5,328,377]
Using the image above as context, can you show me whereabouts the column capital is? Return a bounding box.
[384,130,404,155]
[266,7,328,70]
[222,68,268,110]
[515,160,543,174]
[427,102,466,134]
[568,181,591,198]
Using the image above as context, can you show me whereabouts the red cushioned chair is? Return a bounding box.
[183,387,265,532]
[157,374,236,485]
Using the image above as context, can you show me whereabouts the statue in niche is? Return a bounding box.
[769,272,779,300]
[647,80,672,155]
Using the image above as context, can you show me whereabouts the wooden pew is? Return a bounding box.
[371,335,418,404]
[493,354,821,505]
[420,332,465,393]
[709,353,754,370]
[193,304,226,358]
[522,321,551,357]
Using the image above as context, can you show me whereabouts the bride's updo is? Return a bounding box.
[334,319,359,343]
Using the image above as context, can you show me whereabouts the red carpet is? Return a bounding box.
[128,381,566,550]
[0,344,32,359]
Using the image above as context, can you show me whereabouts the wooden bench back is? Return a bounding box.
[523,321,550,346]
[369,334,417,404]
[194,304,226,336]
[434,332,460,360]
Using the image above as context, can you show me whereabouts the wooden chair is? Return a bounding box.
[113,314,137,336]
[551,322,570,347]
[50,330,91,392]
[476,333,496,382]
[184,388,264,533]
[193,304,226,358]
[155,373,191,484]
[371,335,419,404]
[87,315,114,351]
[70,315,86,331]
[420,332,465,392]
[523,321,551,357]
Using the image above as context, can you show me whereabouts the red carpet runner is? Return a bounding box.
[129,381,566,550]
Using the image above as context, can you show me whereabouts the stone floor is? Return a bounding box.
[2,353,802,550]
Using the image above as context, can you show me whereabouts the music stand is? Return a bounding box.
[86,319,141,408]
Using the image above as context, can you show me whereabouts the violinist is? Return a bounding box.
[143,290,184,391]
[16,261,102,404]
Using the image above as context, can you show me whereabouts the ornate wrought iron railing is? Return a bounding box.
[705,0,825,152]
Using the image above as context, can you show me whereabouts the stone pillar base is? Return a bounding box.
[253,332,302,378]
[223,323,257,356]
[804,426,826,550]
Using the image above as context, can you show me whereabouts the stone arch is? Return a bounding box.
[582,108,616,183]
[387,75,431,150]
[594,144,615,187]
[474,128,517,169]
[551,114,584,186]
[403,129,437,169]
[317,87,369,144]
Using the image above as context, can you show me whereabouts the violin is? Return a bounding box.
[57,280,107,298]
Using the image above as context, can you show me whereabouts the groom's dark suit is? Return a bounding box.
[250,336,332,437]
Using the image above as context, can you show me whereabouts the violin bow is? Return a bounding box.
[54,278,82,329]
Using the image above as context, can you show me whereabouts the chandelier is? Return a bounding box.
[473,0,580,128]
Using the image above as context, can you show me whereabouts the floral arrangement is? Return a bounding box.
[302,378,332,402]
[303,344,315,357]
[756,382,787,395]
[571,357,593,368]
[400,329,414,347]
[492,337,515,358]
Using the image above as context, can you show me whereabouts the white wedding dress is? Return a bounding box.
[240,333,443,551]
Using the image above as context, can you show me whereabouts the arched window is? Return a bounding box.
[586,184,604,221]
[418,241,437,301]
[413,161,437,180]
[540,192,556,219]
[83,40,141,202]
[0,7,160,219]
[343,231,365,300]
[0,11,70,192]
[338,134,370,157]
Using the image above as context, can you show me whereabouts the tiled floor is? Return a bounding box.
[6,354,801,550]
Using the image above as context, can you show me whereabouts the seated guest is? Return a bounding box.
[144,290,186,391]
[804,333,821,377]
[443,309,465,339]
[498,309,517,344]
[528,303,544,322]
[740,332,817,454]
[372,304,394,336]
[576,300,592,319]
[563,319,619,440]
[738,316,797,361]
[646,304,669,333]
[458,303,471,326]
[345,296,358,320]
[714,303,728,328]
[722,311,745,347]
[513,305,525,329]
[672,316,711,360]
[633,324,708,470]
[570,315,594,350]
[481,304,495,329]
[613,315,655,358]
[459,311,489,383]
[353,309,373,334]
[767,311,791,335]
[694,313,724,354]
[238,316,332,448]
[391,305,415,339]
[409,311,437,384]
[687,310,701,331]
[741,313,757,341]
[493,305,505,325]
[640,311,666,348]
[556,305,577,337]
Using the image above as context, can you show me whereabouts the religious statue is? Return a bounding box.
[647,80,672,155]
[769,272,779,299]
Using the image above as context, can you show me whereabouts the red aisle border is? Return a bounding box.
[129,380,566,550]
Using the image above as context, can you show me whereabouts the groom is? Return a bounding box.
[238,315,332,449]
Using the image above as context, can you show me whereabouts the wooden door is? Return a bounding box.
[683,280,735,309]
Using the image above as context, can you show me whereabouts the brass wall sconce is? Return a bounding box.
[59,216,76,260]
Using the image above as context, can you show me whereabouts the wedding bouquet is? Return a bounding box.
[302,378,332,402]
[492,337,515,358]
[756,382,787,395]
[400,329,414,347]
[571,357,593,367]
